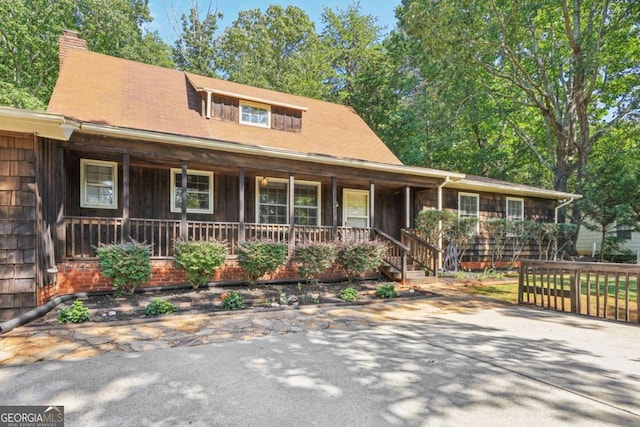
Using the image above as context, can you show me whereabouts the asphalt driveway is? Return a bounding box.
[1,304,639,426]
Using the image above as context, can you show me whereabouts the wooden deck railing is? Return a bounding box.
[519,260,640,324]
[374,228,409,285]
[401,229,440,276]
[63,216,371,259]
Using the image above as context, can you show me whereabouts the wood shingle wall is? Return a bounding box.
[0,132,36,320]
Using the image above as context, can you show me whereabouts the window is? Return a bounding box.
[80,159,117,209]
[170,169,213,214]
[616,224,633,240]
[343,189,370,228]
[240,100,270,128]
[458,193,479,219]
[506,197,524,221]
[256,178,320,225]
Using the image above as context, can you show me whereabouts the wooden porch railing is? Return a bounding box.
[374,228,409,285]
[401,229,440,276]
[519,259,640,324]
[63,216,371,259]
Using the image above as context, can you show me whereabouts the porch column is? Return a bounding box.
[180,161,188,240]
[238,168,245,243]
[122,154,130,242]
[369,181,375,239]
[288,174,295,250]
[404,185,411,229]
[332,177,338,236]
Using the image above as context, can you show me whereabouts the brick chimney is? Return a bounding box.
[58,29,87,70]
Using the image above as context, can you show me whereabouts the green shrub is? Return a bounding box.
[57,300,90,324]
[174,240,228,289]
[95,241,152,296]
[376,284,396,299]
[144,298,178,316]
[237,240,288,286]
[339,287,359,302]
[414,209,456,244]
[335,240,387,283]
[293,242,336,283]
[221,291,245,310]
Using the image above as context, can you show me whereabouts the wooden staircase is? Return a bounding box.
[374,229,442,284]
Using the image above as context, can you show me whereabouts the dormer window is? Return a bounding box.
[240,100,270,128]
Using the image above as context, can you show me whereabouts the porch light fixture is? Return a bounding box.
[260,176,269,186]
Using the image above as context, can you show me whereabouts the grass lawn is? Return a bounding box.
[462,283,519,304]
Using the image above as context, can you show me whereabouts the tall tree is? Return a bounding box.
[215,5,330,98]
[398,0,640,223]
[0,0,173,107]
[172,3,221,76]
[320,2,383,105]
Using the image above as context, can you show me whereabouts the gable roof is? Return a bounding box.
[47,49,402,165]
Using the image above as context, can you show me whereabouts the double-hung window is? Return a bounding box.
[506,197,524,221]
[616,224,633,240]
[80,159,118,209]
[256,178,320,225]
[170,168,214,214]
[240,100,270,128]
[458,193,479,219]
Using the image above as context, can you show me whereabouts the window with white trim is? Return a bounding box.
[506,197,524,221]
[240,100,270,128]
[80,159,117,209]
[458,193,479,219]
[170,169,214,213]
[256,178,321,225]
[616,223,633,240]
[343,189,369,228]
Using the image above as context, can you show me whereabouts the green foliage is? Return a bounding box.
[335,240,386,283]
[144,298,177,316]
[445,217,479,266]
[477,268,505,281]
[95,241,151,296]
[174,240,228,289]
[221,291,245,310]
[57,300,90,324]
[376,284,396,299]
[414,210,456,244]
[292,242,337,283]
[339,286,359,302]
[172,5,221,76]
[237,240,288,286]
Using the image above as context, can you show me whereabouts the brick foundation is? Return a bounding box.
[38,258,355,304]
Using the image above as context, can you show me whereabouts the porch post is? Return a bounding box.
[332,177,338,236]
[288,174,295,250]
[369,181,375,239]
[180,161,187,240]
[122,154,130,242]
[238,168,245,243]
[404,185,411,229]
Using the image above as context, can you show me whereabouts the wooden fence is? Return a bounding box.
[518,260,640,324]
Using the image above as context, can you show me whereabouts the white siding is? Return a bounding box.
[576,219,640,256]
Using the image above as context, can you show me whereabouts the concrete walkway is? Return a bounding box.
[1,283,475,367]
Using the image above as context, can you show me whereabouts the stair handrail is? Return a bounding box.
[401,229,441,276]
[373,228,409,285]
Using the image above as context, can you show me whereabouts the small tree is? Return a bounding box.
[95,241,151,295]
[484,219,509,268]
[414,209,456,244]
[335,240,386,283]
[507,220,535,268]
[237,240,288,286]
[174,240,228,289]
[446,217,479,269]
[292,242,336,284]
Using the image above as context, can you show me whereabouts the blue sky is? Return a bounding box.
[147,0,402,44]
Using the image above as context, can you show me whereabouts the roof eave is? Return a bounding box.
[78,122,464,181]
[447,180,582,200]
[0,107,79,140]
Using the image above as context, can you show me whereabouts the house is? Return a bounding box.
[576,221,638,260]
[0,30,580,320]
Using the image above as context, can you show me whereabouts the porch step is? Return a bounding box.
[379,262,426,282]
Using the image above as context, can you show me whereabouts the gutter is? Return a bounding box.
[0,107,80,141]
[78,123,466,181]
[555,197,576,223]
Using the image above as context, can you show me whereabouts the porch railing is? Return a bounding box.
[401,229,441,276]
[519,259,640,324]
[374,228,409,285]
[63,216,370,259]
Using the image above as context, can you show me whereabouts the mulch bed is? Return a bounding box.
[29,279,433,327]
